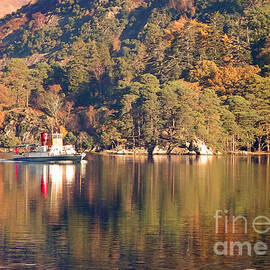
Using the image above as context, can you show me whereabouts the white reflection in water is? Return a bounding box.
[50,165,63,201]
[198,155,213,165]
[66,165,75,184]
[80,161,87,178]
[42,165,48,180]
[50,165,63,183]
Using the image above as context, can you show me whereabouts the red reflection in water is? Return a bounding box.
[15,164,18,180]
[41,166,48,198]
[41,176,48,198]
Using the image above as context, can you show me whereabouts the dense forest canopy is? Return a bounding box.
[0,0,270,153]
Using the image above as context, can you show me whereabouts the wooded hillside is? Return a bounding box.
[0,0,269,153]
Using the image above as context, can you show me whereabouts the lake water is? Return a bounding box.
[0,155,269,269]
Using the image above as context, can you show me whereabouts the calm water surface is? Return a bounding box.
[0,155,269,269]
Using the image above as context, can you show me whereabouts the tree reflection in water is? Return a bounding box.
[0,156,268,269]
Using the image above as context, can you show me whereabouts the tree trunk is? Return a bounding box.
[232,135,235,152]
[246,26,250,45]
[257,136,262,152]
[138,125,141,147]
[132,130,135,149]
[147,145,155,156]
[247,143,251,152]
[147,141,156,156]
[169,126,172,143]
[267,134,270,152]
[26,89,29,108]
[16,89,19,106]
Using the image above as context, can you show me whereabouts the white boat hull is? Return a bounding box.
[12,153,86,162]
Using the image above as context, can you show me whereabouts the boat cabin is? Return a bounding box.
[38,133,64,153]
[41,132,63,147]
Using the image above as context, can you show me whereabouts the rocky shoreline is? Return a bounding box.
[89,139,215,156]
[93,140,269,156]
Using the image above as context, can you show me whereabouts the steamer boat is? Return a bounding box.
[12,133,86,162]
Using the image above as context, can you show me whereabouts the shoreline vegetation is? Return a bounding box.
[0,1,270,155]
[1,145,269,156]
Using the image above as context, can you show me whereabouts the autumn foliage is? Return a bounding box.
[0,0,269,151]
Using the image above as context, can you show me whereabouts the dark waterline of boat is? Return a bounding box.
[0,154,269,269]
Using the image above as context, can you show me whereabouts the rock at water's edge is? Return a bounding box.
[189,139,214,155]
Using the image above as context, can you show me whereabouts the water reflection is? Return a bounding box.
[41,165,48,197]
[0,156,268,269]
